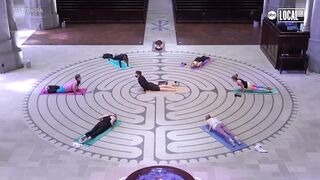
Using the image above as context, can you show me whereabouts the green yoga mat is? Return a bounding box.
[232,87,279,94]
[107,59,132,70]
[74,120,122,146]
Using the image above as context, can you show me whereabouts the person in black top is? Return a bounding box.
[135,71,176,92]
[231,74,272,97]
[79,114,118,144]
[113,54,129,68]
[191,56,210,68]
[103,53,129,68]
[154,40,164,51]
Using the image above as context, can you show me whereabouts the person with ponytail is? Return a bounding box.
[231,74,272,95]
[46,74,81,94]
[205,115,241,147]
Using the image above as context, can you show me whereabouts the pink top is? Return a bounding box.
[63,80,77,92]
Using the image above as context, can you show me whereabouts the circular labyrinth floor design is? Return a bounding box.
[23,51,297,164]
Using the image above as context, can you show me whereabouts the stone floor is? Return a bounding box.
[1,44,320,180]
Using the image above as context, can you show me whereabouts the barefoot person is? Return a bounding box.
[135,71,176,92]
[46,74,81,94]
[206,115,241,147]
[231,74,272,96]
[79,114,118,144]
[191,56,210,68]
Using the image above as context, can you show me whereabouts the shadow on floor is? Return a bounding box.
[23,23,145,45]
[176,23,261,45]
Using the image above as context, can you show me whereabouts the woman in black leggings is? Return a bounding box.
[114,54,129,68]
[79,114,117,144]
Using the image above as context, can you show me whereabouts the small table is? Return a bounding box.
[278,54,308,74]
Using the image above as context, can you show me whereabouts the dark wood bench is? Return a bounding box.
[279,54,308,74]
[260,18,310,73]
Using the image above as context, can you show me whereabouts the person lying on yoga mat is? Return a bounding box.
[154,40,164,51]
[206,115,241,147]
[46,74,81,94]
[191,56,210,68]
[231,74,272,97]
[135,71,176,92]
[79,114,118,144]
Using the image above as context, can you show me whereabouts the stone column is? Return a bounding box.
[0,0,23,73]
[24,0,59,30]
[261,0,269,24]
[281,0,296,8]
[6,0,20,51]
[303,0,314,32]
[268,0,282,12]
[307,0,320,73]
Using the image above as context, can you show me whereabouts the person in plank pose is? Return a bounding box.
[103,53,129,68]
[46,74,81,94]
[113,54,129,68]
[231,74,272,97]
[135,71,176,92]
[206,115,241,147]
[79,114,118,144]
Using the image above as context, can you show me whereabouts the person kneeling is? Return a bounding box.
[135,71,176,92]
[154,40,164,51]
[206,115,241,147]
[79,114,117,144]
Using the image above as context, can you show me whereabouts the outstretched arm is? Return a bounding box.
[207,124,213,132]
[235,80,245,97]
[72,83,78,93]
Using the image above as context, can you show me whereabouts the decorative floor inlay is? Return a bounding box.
[23,51,297,164]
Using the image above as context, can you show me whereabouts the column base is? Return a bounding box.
[0,50,23,73]
[307,39,320,73]
[24,13,59,30]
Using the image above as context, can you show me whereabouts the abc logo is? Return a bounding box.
[268,11,277,20]
[297,9,304,17]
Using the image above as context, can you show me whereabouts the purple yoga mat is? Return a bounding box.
[180,58,213,70]
[191,58,213,70]
[40,88,87,95]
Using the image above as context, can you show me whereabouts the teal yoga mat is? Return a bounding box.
[107,59,132,70]
[74,120,122,146]
[232,87,279,94]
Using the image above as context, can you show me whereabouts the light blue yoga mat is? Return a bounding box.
[232,87,279,94]
[107,59,132,70]
[75,120,122,147]
[200,125,248,151]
